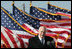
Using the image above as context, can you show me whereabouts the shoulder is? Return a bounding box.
[45,36,54,41]
[29,36,37,41]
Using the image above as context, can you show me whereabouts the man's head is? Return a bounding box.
[38,26,46,38]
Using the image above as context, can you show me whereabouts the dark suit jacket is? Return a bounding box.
[28,36,56,48]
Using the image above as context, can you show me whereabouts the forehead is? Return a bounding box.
[39,26,46,30]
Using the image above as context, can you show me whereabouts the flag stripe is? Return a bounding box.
[4,28,19,48]
[1,32,11,48]
[1,26,14,48]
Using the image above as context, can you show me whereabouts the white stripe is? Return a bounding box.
[21,38,29,43]
[11,33,21,48]
[40,21,71,25]
[1,26,14,48]
[57,39,65,43]
[24,23,38,33]
[11,30,34,37]
[46,28,71,33]
[59,34,68,38]
[21,38,28,48]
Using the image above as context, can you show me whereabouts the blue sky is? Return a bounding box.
[1,1,71,14]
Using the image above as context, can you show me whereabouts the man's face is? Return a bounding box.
[39,27,46,38]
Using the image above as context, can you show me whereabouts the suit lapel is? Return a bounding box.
[35,36,43,46]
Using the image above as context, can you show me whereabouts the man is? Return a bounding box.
[28,26,56,48]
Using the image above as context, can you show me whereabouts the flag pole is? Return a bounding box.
[48,1,50,4]
[30,1,32,14]
[11,1,15,15]
[30,1,32,7]
[23,3,25,12]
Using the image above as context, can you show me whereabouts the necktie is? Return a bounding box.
[41,38,43,44]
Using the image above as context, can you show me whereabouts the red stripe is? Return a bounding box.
[17,34,33,39]
[4,27,13,34]
[1,32,11,48]
[22,24,36,34]
[58,36,66,41]
[40,24,71,31]
[4,29,19,48]
[53,31,70,35]
[40,19,71,22]
[17,37,25,48]
[56,12,71,18]
[66,39,71,42]
[40,24,71,29]
[57,42,63,46]
[58,23,71,26]
[45,33,58,39]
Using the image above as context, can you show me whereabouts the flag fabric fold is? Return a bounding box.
[1,2,71,48]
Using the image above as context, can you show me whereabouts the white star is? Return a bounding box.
[45,14,47,15]
[16,18,18,20]
[35,13,37,15]
[3,13,4,14]
[20,22,22,24]
[4,20,6,22]
[18,27,21,29]
[34,23,36,24]
[48,16,49,18]
[2,18,4,20]
[2,23,4,25]
[16,24,18,26]
[9,21,11,23]
[5,16,7,18]
[1,10,2,12]
[18,17,19,18]
[50,18,52,20]
[55,18,57,20]
[33,10,34,12]
[15,14,17,16]
[43,15,44,17]
[45,18,47,19]
[9,26,11,27]
[7,18,9,20]
[38,15,40,17]
[13,26,15,28]
[18,12,19,14]
[15,10,17,12]
[4,25,6,27]
[40,13,42,15]
[11,23,13,25]
[38,11,39,12]
[23,14,24,15]
[30,18,32,19]
[25,16,27,18]
[6,23,8,25]
[28,22,29,23]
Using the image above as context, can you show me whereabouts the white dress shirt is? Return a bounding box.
[38,35,45,45]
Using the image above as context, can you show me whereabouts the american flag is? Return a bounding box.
[1,7,34,48]
[47,2,71,18]
[30,6,61,20]
[1,4,71,48]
